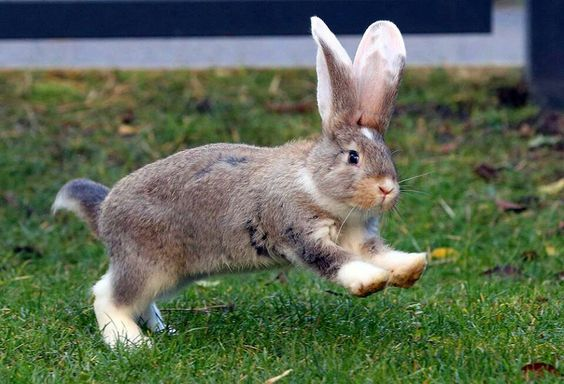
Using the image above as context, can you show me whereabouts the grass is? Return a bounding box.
[0,68,562,383]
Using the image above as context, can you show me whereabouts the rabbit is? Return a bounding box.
[52,17,427,348]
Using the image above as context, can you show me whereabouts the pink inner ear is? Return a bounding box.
[353,21,405,132]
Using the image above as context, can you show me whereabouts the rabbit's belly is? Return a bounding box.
[181,246,290,277]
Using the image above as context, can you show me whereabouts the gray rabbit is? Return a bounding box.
[53,17,427,347]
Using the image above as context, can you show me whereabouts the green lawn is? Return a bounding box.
[0,68,562,383]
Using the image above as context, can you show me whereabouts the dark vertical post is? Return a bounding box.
[526,0,564,109]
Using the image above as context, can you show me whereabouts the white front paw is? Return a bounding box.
[379,251,427,288]
[336,261,390,297]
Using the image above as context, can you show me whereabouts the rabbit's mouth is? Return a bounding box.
[351,177,399,211]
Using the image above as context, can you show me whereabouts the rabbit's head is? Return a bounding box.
[306,17,406,213]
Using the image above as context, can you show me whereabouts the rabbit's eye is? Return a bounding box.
[348,150,360,165]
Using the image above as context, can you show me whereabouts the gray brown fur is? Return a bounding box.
[52,178,109,236]
[52,17,426,346]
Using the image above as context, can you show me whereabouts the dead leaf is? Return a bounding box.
[265,101,315,114]
[482,265,522,277]
[518,122,534,137]
[120,110,135,124]
[521,250,539,262]
[265,369,292,384]
[430,247,459,260]
[495,82,528,108]
[268,75,281,95]
[521,362,559,380]
[545,245,557,257]
[162,303,234,313]
[538,178,564,195]
[527,135,561,149]
[495,199,527,213]
[195,280,220,287]
[474,163,499,181]
[195,98,213,113]
[118,124,140,137]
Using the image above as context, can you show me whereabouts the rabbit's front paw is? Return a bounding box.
[386,251,427,288]
[336,261,390,297]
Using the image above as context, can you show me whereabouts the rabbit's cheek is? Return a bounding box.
[351,179,380,209]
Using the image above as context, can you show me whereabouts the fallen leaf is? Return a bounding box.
[518,122,534,137]
[495,199,527,213]
[118,124,140,137]
[521,362,559,380]
[521,250,538,262]
[265,101,315,114]
[538,178,564,195]
[495,82,528,108]
[474,163,499,181]
[527,135,561,149]
[430,247,459,259]
[265,369,292,384]
[195,98,213,113]
[120,110,135,124]
[268,75,281,95]
[162,303,234,313]
[545,245,557,257]
[195,280,220,287]
[482,265,522,277]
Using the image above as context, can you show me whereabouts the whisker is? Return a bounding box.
[400,189,429,195]
[336,207,356,241]
[399,172,433,184]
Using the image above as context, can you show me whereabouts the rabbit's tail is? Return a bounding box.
[52,178,109,236]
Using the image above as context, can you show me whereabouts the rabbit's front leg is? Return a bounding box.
[294,236,389,297]
[362,239,427,288]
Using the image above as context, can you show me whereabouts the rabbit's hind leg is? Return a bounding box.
[138,302,174,334]
[92,270,149,347]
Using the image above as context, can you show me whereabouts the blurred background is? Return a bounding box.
[1,0,560,107]
[0,0,526,68]
[0,1,562,382]
[0,0,523,67]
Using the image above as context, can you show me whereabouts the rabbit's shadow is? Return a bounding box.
[161,291,430,349]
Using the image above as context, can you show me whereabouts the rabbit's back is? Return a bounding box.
[97,142,308,274]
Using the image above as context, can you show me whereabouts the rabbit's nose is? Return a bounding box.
[379,186,393,196]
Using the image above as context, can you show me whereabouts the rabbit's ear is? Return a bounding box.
[311,17,359,135]
[353,21,405,133]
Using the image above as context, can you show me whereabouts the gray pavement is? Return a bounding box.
[0,6,524,68]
